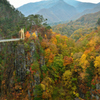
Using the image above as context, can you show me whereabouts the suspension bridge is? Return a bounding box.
[0,29,24,43]
[0,38,24,43]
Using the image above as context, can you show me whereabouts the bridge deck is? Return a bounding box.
[0,38,24,43]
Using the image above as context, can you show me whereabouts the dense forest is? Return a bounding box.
[0,0,100,100]
[52,11,100,41]
[0,0,24,38]
[0,0,48,39]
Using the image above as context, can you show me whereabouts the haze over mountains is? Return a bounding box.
[53,11,100,38]
[18,0,100,23]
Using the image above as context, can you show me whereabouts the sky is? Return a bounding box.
[7,0,100,8]
[7,0,43,8]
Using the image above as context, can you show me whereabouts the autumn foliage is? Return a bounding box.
[25,31,30,38]
[0,24,100,100]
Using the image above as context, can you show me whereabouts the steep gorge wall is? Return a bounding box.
[0,41,42,99]
[0,40,100,100]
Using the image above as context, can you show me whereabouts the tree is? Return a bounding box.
[94,55,100,75]
[97,18,100,26]
[25,31,30,38]
[26,14,47,27]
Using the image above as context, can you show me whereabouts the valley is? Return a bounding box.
[0,0,100,100]
[18,0,100,24]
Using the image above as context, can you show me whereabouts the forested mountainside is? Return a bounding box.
[52,11,100,41]
[18,0,80,16]
[0,0,24,38]
[37,0,78,23]
[71,3,100,21]
[18,0,100,23]
[0,0,100,100]
[1,22,100,100]
[0,0,49,39]
[76,2,96,12]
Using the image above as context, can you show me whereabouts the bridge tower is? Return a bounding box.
[19,28,24,39]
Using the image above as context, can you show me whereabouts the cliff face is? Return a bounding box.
[0,40,42,99]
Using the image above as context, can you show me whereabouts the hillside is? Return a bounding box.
[0,0,49,39]
[1,15,100,100]
[0,0,24,38]
[76,11,100,24]
[0,0,100,100]
[17,0,58,16]
[37,0,77,23]
[18,0,80,16]
[17,0,100,24]
[52,11,100,40]
[76,2,96,12]
[71,3,100,20]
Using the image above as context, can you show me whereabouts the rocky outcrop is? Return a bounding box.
[0,41,41,98]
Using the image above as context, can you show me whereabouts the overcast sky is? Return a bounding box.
[7,0,100,8]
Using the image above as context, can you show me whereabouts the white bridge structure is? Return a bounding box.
[0,28,24,43]
[0,38,24,43]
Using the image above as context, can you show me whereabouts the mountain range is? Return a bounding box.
[18,0,100,23]
[52,11,100,38]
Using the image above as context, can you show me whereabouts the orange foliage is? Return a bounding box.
[25,31,30,38]
[48,53,55,63]
[63,56,73,66]
[41,39,49,49]
[50,36,57,45]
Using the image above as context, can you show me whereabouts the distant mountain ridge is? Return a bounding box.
[52,11,100,38]
[17,0,100,23]
[71,3,100,20]
[76,2,96,12]
[37,0,78,23]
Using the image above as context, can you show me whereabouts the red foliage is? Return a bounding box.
[63,56,73,66]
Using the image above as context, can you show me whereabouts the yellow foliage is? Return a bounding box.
[32,32,37,38]
[41,84,45,91]
[80,54,87,64]
[62,35,68,41]
[94,56,100,68]
[45,48,51,59]
[56,34,60,38]
[94,56,100,75]
[50,29,53,32]
[72,86,77,91]
[13,71,16,76]
[63,70,72,79]
[75,93,79,97]
[52,32,56,34]
[41,77,53,99]
[45,34,47,38]
[89,37,97,47]
[90,56,94,59]
[63,70,72,86]
[50,36,57,44]
[73,91,79,97]
[71,53,73,56]
[80,54,89,72]
[42,77,53,86]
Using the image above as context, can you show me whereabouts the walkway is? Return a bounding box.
[0,38,24,43]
